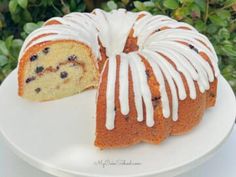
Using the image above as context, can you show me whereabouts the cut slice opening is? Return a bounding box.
[18,40,99,101]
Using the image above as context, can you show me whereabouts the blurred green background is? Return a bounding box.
[0,0,236,91]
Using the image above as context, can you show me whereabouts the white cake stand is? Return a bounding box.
[0,70,235,177]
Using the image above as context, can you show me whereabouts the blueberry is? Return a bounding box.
[35,66,44,73]
[60,71,68,79]
[25,76,36,83]
[42,47,49,54]
[68,55,77,61]
[35,88,41,93]
[152,96,161,108]
[30,55,38,62]
[189,44,199,53]
[189,44,194,49]
[152,96,160,101]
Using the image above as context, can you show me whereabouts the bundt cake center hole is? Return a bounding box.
[123,35,139,53]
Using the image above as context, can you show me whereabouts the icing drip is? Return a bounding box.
[138,52,170,118]
[140,50,179,121]
[106,52,155,129]
[129,53,154,127]
[119,53,129,115]
[105,56,117,130]
[151,46,197,99]
[148,41,211,92]
[18,9,220,130]
[127,54,144,121]
[144,29,219,76]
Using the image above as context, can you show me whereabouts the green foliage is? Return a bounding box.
[163,0,179,10]
[0,0,236,92]
[0,36,23,81]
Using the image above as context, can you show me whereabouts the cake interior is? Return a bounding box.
[19,40,99,101]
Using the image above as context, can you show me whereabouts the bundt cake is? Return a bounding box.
[17,9,219,149]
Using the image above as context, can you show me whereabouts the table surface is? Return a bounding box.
[1,127,235,177]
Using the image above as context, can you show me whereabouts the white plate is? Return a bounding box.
[0,70,235,177]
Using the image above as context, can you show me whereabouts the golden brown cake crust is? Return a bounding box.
[95,53,217,149]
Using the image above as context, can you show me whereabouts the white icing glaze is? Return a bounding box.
[144,29,219,76]
[105,56,117,130]
[140,50,179,121]
[119,53,129,115]
[91,9,147,57]
[129,52,154,127]
[127,54,144,122]
[18,9,220,130]
[150,46,197,99]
